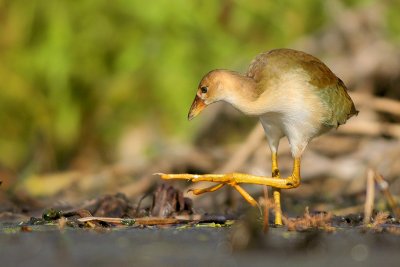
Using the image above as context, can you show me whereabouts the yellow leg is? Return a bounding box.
[157,158,301,210]
[271,153,280,177]
[271,152,283,226]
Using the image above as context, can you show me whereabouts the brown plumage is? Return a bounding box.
[191,48,357,157]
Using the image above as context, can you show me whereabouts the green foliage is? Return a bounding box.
[387,2,400,42]
[0,0,395,172]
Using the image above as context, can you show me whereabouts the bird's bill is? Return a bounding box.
[188,95,206,120]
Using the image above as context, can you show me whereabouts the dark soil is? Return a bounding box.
[1,186,399,267]
[1,225,400,267]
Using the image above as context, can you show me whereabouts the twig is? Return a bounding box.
[374,173,400,219]
[77,216,179,225]
[332,204,364,216]
[364,169,375,225]
[216,123,265,173]
[263,186,269,233]
[339,120,400,139]
[350,92,400,117]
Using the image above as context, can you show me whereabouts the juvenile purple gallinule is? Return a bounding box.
[158,49,358,225]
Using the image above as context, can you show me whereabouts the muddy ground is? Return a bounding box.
[1,224,400,267]
[1,188,400,267]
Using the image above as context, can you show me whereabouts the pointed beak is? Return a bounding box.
[188,95,206,120]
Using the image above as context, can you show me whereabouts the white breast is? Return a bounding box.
[257,70,328,158]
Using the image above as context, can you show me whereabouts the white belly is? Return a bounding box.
[259,97,327,158]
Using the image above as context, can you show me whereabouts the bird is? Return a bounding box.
[158,48,358,225]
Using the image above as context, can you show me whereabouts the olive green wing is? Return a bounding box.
[316,79,358,128]
[294,51,358,127]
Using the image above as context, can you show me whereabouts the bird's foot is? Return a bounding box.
[155,172,299,210]
[156,172,259,206]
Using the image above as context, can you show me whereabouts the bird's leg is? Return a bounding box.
[271,152,280,177]
[271,152,283,226]
[157,158,301,208]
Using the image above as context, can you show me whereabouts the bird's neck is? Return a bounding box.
[219,71,265,115]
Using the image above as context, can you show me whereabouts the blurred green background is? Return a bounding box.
[0,0,398,175]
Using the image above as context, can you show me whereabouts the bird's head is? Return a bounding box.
[188,70,227,120]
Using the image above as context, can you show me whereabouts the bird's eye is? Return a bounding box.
[201,86,208,94]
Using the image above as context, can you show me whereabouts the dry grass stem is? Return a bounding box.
[374,173,400,219]
[332,204,364,216]
[77,216,179,225]
[350,92,400,117]
[363,169,375,225]
[262,186,269,233]
[216,124,265,173]
[339,120,400,139]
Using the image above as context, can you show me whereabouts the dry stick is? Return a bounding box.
[340,92,400,138]
[364,169,376,225]
[78,216,180,225]
[374,173,400,219]
[216,124,265,173]
[350,92,400,117]
[332,204,364,216]
[263,186,269,233]
[338,120,400,139]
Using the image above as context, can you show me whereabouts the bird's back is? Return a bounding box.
[247,48,358,128]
